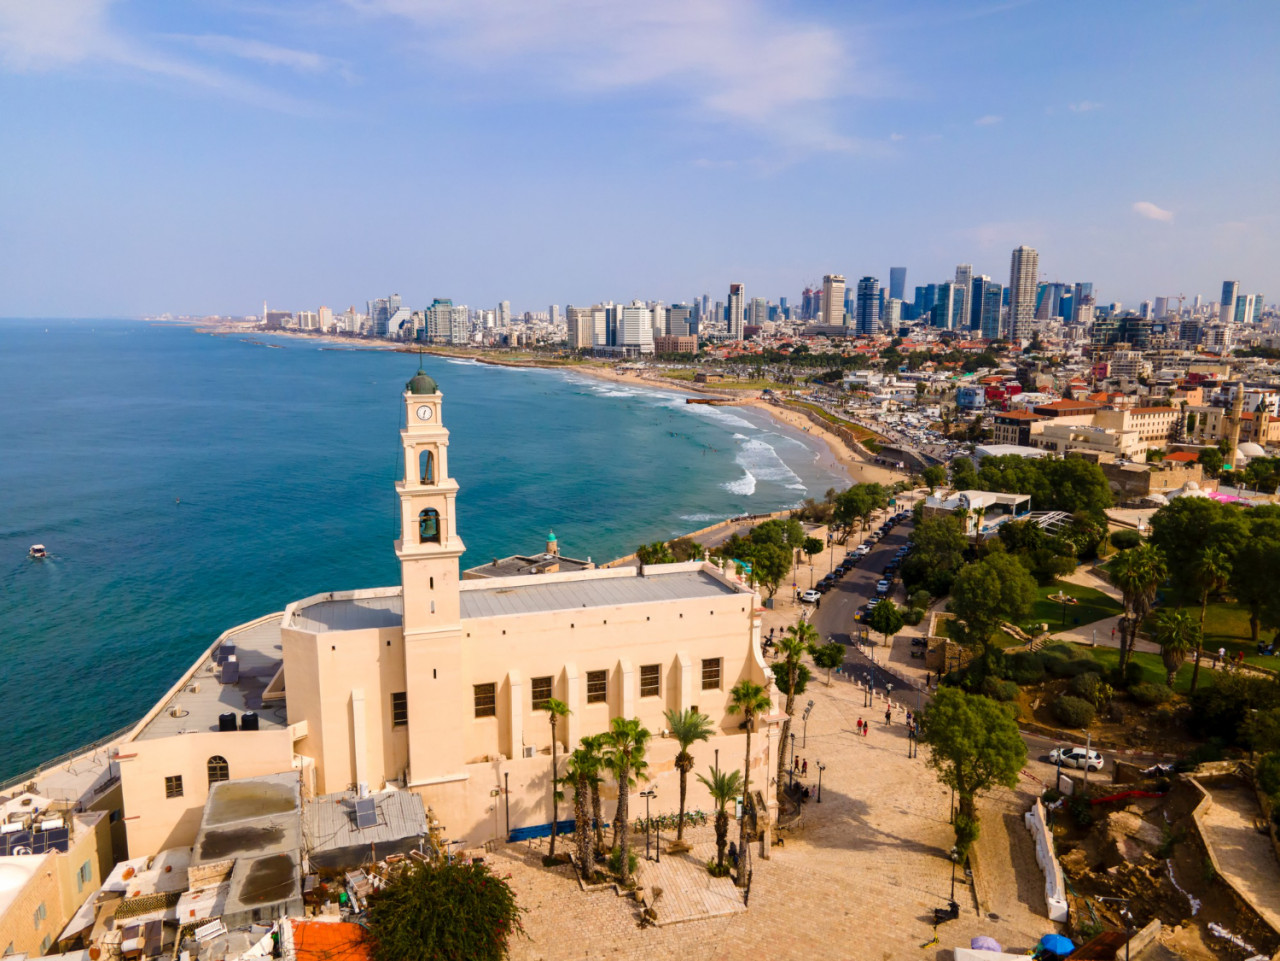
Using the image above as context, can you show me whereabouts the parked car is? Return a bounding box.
[799,589,821,603]
[1048,747,1104,772]
[875,579,890,594]
[854,544,871,556]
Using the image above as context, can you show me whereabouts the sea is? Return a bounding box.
[0,319,849,781]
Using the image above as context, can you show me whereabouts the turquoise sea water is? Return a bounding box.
[0,320,848,781]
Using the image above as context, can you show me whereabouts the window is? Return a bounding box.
[474,683,496,718]
[164,775,184,799]
[531,676,553,711]
[419,449,434,484]
[5,941,14,956]
[418,508,441,544]
[77,861,92,892]
[391,692,408,726]
[586,670,607,704]
[40,937,51,955]
[640,664,661,698]
[33,902,46,928]
[207,755,229,787]
[701,658,722,690]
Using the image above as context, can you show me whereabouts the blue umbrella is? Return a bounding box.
[970,936,1003,951]
[1039,933,1076,956]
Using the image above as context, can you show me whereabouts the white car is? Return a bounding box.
[799,589,821,603]
[854,545,871,556]
[875,579,890,594]
[1049,747,1104,772]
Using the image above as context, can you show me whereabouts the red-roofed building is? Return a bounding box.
[1164,451,1199,463]
[289,922,373,961]
[1032,399,1101,419]
[993,409,1047,446]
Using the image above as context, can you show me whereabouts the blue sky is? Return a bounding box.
[1,0,1276,317]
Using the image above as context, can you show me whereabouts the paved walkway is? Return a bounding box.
[1200,780,1280,935]
[634,837,744,925]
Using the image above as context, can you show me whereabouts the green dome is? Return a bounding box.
[406,371,438,395]
[547,530,557,541]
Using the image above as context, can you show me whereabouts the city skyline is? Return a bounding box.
[1,0,1277,316]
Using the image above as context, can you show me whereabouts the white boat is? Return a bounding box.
[29,544,47,559]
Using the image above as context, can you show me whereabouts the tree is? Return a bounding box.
[1186,411,1198,437]
[774,621,818,786]
[563,746,596,881]
[366,859,524,961]
[918,688,1027,860]
[1149,498,1244,604]
[1199,447,1224,478]
[669,537,703,562]
[545,698,570,859]
[1108,543,1168,673]
[950,457,978,491]
[577,734,608,855]
[1153,608,1199,687]
[901,515,968,595]
[636,541,675,565]
[948,553,1037,668]
[728,680,773,888]
[867,599,905,648]
[1188,548,1231,691]
[663,707,714,843]
[811,641,845,686]
[922,465,947,493]
[601,718,651,885]
[802,536,824,569]
[696,767,743,875]
[1230,515,1280,642]
[750,542,793,599]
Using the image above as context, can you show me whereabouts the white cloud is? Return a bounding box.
[1069,100,1102,113]
[166,35,343,76]
[1133,201,1174,223]
[889,132,906,142]
[974,114,1002,126]
[343,0,866,152]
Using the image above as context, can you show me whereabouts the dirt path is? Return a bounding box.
[1200,781,1280,936]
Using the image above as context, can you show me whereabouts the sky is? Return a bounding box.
[1,0,1277,317]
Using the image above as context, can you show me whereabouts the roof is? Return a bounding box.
[291,922,372,961]
[406,371,438,394]
[1164,451,1199,462]
[1033,400,1100,414]
[1128,406,1178,415]
[460,567,742,619]
[995,410,1045,421]
[291,595,404,632]
[304,790,429,858]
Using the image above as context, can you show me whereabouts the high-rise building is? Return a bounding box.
[426,298,469,345]
[1220,281,1239,323]
[549,305,560,325]
[889,267,907,303]
[883,299,902,325]
[915,284,938,323]
[971,276,1001,338]
[954,265,973,330]
[566,305,594,350]
[1072,282,1094,322]
[1235,294,1256,326]
[822,274,846,326]
[618,301,655,354]
[727,284,745,339]
[1139,301,1153,319]
[1153,297,1169,318]
[749,297,768,328]
[668,304,693,336]
[855,276,880,335]
[498,301,511,326]
[933,283,963,330]
[1008,245,1039,341]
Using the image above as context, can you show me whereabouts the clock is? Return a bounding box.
[416,405,434,422]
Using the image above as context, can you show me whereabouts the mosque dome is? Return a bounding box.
[406,371,438,395]
[1238,442,1266,461]
[1169,481,1209,499]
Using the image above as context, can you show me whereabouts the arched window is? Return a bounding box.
[207,756,229,787]
[419,508,441,544]
[419,450,434,484]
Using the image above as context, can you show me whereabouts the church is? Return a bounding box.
[115,369,781,857]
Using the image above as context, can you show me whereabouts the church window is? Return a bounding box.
[418,508,441,544]
[586,670,607,704]
[640,665,661,698]
[701,658,722,690]
[420,450,434,484]
[207,756,229,787]
[391,692,408,726]
[474,683,496,718]
[531,676,553,711]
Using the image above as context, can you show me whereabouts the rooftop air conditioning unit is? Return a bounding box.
[522,745,536,759]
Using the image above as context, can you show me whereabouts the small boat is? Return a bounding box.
[29,544,47,559]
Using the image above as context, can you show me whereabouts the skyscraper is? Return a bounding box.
[822,274,846,326]
[1234,294,1256,326]
[933,283,962,330]
[1008,245,1039,341]
[566,305,594,350]
[973,277,1003,340]
[1221,281,1239,323]
[618,301,655,354]
[954,264,973,330]
[727,284,745,339]
[855,276,880,335]
[889,267,907,303]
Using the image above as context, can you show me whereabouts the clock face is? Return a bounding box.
[416,405,434,422]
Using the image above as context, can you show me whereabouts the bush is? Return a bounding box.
[1052,695,1096,728]
[1062,658,1102,678]
[1130,682,1174,706]
[705,859,732,878]
[1111,529,1141,550]
[1005,651,1045,685]
[608,846,639,878]
[902,607,925,626]
[1069,794,1095,827]
[1041,653,1069,678]
[981,676,1020,702]
[1259,753,1280,798]
[1070,672,1103,702]
[953,811,980,860]
[1109,660,1150,690]
[1108,702,1128,723]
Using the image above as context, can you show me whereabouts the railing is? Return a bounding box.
[0,721,137,796]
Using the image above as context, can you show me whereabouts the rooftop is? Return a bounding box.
[463,552,594,580]
[994,410,1045,421]
[290,593,403,632]
[304,789,428,868]
[136,615,286,741]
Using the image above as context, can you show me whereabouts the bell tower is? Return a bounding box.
[396,367,466,785]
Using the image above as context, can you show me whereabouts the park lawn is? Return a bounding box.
[1140,600,1280,673]
[1020,582,1122,634]
[1074,645,1215,695]
[790,401,885,444]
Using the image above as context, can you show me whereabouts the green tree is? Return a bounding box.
[1230,515,1280,642]
[1199,447,1224,478]
[728,680,773,888]
[948,553,1037,668]
[1108,543,1168,673]
[867,598,905,648]
[950,457,978,491]
[918,688,1027,860]
[901,515,968,595]
[577,734,608,854]
[1188,547,1231,691]
[1148,498,1244,603]
[696,767,742,875]
[668,537,703,562]
[922,465,947,493]
[544,698,571,859]
[774,621,818,786]
[1153,608,1199,687]
[811,641,846,686]
[663,707,714,843]
[802,536,824,570]
[750,542,793,599]
[366,859,524,961]
[601,718,651,885]
[636,541,675,565]
[563,745,597,880]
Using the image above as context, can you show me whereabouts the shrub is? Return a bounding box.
[902,607,925,626]
[1108,702,1128,723]
[1005,651,1045,685]
[953,811,980,860]
[1068,793,1095,827]
[1041,653,1070,678]
[1259,753,1280,798]
[1070,672,1103,702]
[1052,695,1096,728]
[981,676,1019,702]
[705,860,731,878]
[1111,529,1141,550]
[608,847,639,878]
[910,589,932,611]
[1187,739,1225,767]
[1062,658,1102,678]
[1130,682,1174,706]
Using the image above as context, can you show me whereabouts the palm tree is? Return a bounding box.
[1108,543,1167,672]
[663,707,714,844]
[545,698,570,859]
[578,734,607,855]
[774,621,817,787]
[729,679,774,889]
[601,717,651,885]
[1188,548,1231,692]
[563,746,595,881]
[1154,608,1199,687]
[696,767,743,874]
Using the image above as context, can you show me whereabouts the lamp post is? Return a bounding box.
[816,761,825,802]
[504,772,510,838]
[802,701,813,747]
[949,846,959,903]
[789,733,797,789]
[640,789,657,861]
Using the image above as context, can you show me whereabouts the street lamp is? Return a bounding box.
[789,732,797,788]
[640,789,657,861]
[949,846,959,902]
[802,701,813,747]
[816,761,826,802]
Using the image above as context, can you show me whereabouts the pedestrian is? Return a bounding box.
[885,706,892,725]
[816,596,821,610]
[906,709,913,726]
[925,671,931,688]
[802,758,808,776]
[856,717,863,736]
[862,719,869,737]
[1218,646,1226,666]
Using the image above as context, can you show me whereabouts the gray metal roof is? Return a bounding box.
[291,595,404,632]
[304,790,429,856]
[460,569,740,619]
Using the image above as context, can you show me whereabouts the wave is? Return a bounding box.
[679,513,721,523]
[722,469,757,496]
[682,404,759,432]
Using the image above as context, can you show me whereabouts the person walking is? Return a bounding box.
[802,759,808,777]
[856,717,863,736]
[885,705,892,725]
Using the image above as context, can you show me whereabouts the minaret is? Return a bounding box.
[1225,381,1245,463]
[396,367,467,784]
